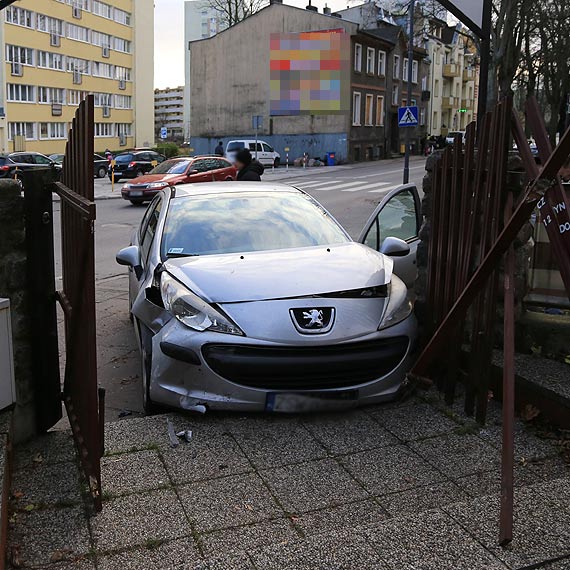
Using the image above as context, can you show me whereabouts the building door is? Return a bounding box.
[390,113,399,154]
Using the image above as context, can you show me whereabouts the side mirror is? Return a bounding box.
[380,237,410,257]
[116,245,142,278]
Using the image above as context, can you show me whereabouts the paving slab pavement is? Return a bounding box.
[7,393,570,569]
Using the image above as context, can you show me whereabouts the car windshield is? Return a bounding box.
[162,191,349,257]
[226,142,244,152]
[150,159,192,175]
[115,154,134,163]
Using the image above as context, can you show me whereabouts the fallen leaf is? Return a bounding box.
[12,491,24,499]
[50,549,72,562]
[32,454,43,464]
[521,404,540,422]
[23,504,36,512]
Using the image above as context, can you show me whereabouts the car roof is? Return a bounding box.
[172,181,302,199]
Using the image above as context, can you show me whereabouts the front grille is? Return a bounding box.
[202,337,409,390]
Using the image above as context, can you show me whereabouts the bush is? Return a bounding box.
[153,143,179,158]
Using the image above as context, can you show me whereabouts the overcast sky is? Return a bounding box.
[154,0,351,88]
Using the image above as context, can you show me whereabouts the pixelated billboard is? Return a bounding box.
[269,30,350,116]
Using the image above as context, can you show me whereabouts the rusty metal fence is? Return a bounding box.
[410,96,570,544]
[54,95,104,512]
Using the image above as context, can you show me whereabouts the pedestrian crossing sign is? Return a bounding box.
[398,106,419,127]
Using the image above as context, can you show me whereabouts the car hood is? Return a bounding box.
[164,242,393,303]
[127,173,184,184]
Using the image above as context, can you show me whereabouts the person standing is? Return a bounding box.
[214,140,224,156]
[235,149,264,181]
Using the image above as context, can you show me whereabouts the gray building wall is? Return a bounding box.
[189,4,358,161]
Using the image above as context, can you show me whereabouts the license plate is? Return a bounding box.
[265,390,358,412]
[129,190,143,197]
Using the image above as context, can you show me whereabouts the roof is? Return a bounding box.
[173,181,301,198]
[362,23,401,45]
[442,25,457,45]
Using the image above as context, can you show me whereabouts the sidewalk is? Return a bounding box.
[7,390,570,569]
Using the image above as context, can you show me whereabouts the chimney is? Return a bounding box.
[323,4,331,14]
[306,0,318,12]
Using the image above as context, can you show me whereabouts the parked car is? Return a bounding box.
[0,153,59,188]
[49,153,110,178]
[121,156,237,205]
[108,150,165,182]
[116,182,420,414]
[225,140,280,167]
[445,131,466,145]
[8,151,62,175]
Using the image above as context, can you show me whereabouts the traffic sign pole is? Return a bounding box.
[404,0,415,185]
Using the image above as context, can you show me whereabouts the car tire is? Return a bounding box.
[97,166,107,178]
[135,169,143,177]
[274,157,280,168]
[130,199,144,206]
[139,323,158,415]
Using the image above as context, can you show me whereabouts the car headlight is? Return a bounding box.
[147,182,168,189]
[161,272,244,335]
[378,274,414,330]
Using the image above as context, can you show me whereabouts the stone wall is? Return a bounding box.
[0,180,36,442]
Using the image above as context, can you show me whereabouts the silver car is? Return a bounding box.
[116,182,421,414]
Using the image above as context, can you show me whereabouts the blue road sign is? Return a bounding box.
[160,126,168,139]
[398,106,419,127]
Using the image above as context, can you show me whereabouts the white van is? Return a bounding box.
[225,140,281,167]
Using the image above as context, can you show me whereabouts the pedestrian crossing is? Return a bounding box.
[283,175,405,196]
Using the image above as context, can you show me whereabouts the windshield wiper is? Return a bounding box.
[165,252,200,258]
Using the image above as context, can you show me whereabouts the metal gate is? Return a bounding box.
[54,95,104,511]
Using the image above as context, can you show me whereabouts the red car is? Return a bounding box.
[121,156,236,205]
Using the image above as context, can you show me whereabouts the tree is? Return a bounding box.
[207,0,266,28]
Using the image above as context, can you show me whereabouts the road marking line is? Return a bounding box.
[341,182,390,193]
[294,180,341,188]
[355,165,425,178]
[315,180,367,191]
[369,184,401,194]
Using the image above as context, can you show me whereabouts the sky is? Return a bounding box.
[153,0,350,89]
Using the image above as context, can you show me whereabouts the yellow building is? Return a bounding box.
[0,0,154,155]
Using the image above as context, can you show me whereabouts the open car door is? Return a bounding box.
[358,184,421,288]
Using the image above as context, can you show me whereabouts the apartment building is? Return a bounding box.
[0,0,154,155]
[154,86,184,140]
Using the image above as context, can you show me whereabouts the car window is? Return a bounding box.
[0,157,8,166]
[214,159,230,170]
[227,142,244,152]
[137,153,151,162]
[363,218,380,251]
[161,191,349,257]
[34,154,52,165]
[151,159,192,175]
[12,154,32,164]
[248,143,262,152]
[140,197,162,267]
[115,154,134,163]
[262,143,273,152]
[376,189,418,243]
[191,160,208,173]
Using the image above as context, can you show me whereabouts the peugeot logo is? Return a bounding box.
[290,307,335,334]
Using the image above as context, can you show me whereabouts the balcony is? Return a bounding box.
[443,63,461,78]
[442,96,459,109]
[463,68,475,82]
[461,98,474,111]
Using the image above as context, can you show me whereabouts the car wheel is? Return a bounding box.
[135,169,143,177]
[97,166,107,178]
[130,199,144,206]
[274,157,280,168]
[139,324,158,415]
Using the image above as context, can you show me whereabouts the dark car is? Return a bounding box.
[0,154,60,188]
[108,150,165,182]
[121,156,236,204]
[49,153,109,178]
[9,151,62,173]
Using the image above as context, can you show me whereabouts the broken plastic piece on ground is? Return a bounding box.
[179,396,207,414]
[176,430,193,442]
[118,409,132,418]
[167,418,179,448]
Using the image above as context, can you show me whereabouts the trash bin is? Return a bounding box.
[326,152,336,166]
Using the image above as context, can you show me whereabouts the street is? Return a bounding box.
[52,156,426,418]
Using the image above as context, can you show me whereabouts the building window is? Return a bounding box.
[378,50,386,76]
[7,84,35,103]
[6,45,34,65]
[91,30,111,48]
[376,96,384,126]
[40,122,67,140]
[352,92,361,126]
[92,0,113,19]
[420,107,426,126]
[114,7,131,25]
[95,122,113,137]
[393,55,400,79]
[37,15,64,36]
[39,87,66,104]
[5,6,33,28]
[354,44,362,73]
[93,62,114,78]
[114,94,132,109]
[68,90,88,105]
[433,112,438,130]
[67,57,91,75]
[116,123,132,137]
[365,94,374,126]
[392,85,399,106]
[93,92,113,107]
[115,66,132,81]
[113,37,131,53]
[434,79,440,97]
[38,51,65,71]
[412,61,418,83]
[366,48,375,74]
[421,75,427,91]
[9,122,36,140]
[67,23,90,42]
